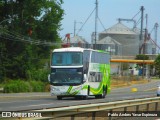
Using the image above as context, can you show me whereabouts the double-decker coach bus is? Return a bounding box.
[48,47,110,100]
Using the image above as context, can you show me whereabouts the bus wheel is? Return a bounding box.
[57,96,62,100]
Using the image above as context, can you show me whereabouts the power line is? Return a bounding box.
[150,38,160,50]
[0,28,62,46]
[98,17,106,31]
[135,17,141,26]
[132,10,141,19]
[76,7,96,35]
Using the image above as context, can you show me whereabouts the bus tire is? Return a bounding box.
[82,85,89,100]
[82,86,89,100]
[57,96,62,100]
[95,86,106,99]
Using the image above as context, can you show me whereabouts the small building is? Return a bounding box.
[96,36,121,55]
[63,35,90,48]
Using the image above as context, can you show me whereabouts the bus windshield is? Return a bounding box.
[52,52,82,66]
[50,68,83,85]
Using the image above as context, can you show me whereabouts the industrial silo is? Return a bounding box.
[99,22,140,56]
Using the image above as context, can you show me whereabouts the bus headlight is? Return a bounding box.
[52,87,60,92]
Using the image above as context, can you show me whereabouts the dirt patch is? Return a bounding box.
[111,76,149,88]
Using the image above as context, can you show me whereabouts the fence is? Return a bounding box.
[29,97,160,120]
[1,97,160,120]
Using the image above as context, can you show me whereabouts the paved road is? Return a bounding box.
[0,80,159,111]
[111,79,160,93]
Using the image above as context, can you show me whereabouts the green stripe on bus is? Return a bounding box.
[67,86,72,93]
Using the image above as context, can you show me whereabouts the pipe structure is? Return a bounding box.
[110,59,154,64]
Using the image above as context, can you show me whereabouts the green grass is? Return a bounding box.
[151,77,160,80]
[3,80,47,93]
[0,84,4,88]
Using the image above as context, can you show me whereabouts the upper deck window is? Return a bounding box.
[91,51,110,64]
[52,52,82,66]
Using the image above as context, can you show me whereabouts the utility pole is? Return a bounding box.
[94,0,98,49]
[74,20,76,36]
[139,6,144,54]
[154,23,158,54]
[145,14,148,31]
[143,14,148,54]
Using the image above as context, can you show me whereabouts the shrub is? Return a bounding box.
[3,80,46,93]
[26,69,49,82]
[4,80,31,93]
[29,81,45,92]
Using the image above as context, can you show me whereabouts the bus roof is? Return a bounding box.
[53,47,109,54]
[53,47,84,52]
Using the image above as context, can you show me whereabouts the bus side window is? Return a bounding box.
[89,72,101,82]
[89,72,95,82]
[83,50,90,73]
[95,73,102,82]
[98,73,102,82]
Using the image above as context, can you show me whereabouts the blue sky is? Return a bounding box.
[60,0,159,45]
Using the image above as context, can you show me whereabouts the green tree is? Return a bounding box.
[0,0,64,82]
[154,54,160,78]
[135,54,149,60]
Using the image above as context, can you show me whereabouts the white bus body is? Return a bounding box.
[48,47,110,100]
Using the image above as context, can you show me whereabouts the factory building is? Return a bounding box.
[62,21,156,57]
[98,22,140,56]
[97,21,157,57]
[97,22,156,75]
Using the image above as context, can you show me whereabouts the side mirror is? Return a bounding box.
[83,74,87,82]
[48,74,50,82]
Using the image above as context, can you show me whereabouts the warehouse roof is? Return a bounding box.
[63,35,88,44]
[97,36,121,45]
[101,22,136,35]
